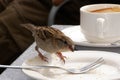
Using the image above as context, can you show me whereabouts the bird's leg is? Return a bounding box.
[56,52,66,63]
[35,46,48,62]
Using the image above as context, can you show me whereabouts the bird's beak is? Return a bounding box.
[68,45,74,52]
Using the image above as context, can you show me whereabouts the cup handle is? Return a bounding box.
[97,18,105,38]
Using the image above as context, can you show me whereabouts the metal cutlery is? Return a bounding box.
[0,57,104,74]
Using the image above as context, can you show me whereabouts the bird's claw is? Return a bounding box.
[61,58,65,64]
[41,56,48,62]
[57,52,66,63]
[38,53,48,62]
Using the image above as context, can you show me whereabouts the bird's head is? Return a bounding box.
[57,36,75,52]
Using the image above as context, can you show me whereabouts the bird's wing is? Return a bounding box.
[38,26,65,40]
[48,27,74,46]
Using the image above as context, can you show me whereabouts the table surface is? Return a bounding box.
[1,25,120,80]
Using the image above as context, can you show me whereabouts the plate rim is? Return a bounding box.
[62,25,120,47]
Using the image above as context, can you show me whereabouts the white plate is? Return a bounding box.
[22,51,120,80]
[62,25,120,47]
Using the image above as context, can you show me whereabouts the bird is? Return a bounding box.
[21,23,74,63]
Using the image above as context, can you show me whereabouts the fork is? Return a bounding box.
[0,57,104,74]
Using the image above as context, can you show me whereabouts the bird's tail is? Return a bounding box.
[21,23,36,32]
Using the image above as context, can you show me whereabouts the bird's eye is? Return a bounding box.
[63,41,68,44]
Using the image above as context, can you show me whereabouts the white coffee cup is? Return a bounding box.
[80,4,120,43]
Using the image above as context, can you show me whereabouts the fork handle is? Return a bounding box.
[0,64,64,70]
[0,64,37,69]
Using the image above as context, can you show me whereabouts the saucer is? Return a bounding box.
[62,25,120,47]
[22,50,120,80]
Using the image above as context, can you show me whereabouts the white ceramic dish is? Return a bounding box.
[22,50,120,80]
[62,25,120,47]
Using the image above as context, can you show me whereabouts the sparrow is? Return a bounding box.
[21,23,74,63]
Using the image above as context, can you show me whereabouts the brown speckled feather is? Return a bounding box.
[21,23,74,63]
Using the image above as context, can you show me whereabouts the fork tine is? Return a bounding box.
[80,57,104,72]
[87,59,104,71]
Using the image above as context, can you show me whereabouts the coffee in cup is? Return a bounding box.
[90,7,120,13]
